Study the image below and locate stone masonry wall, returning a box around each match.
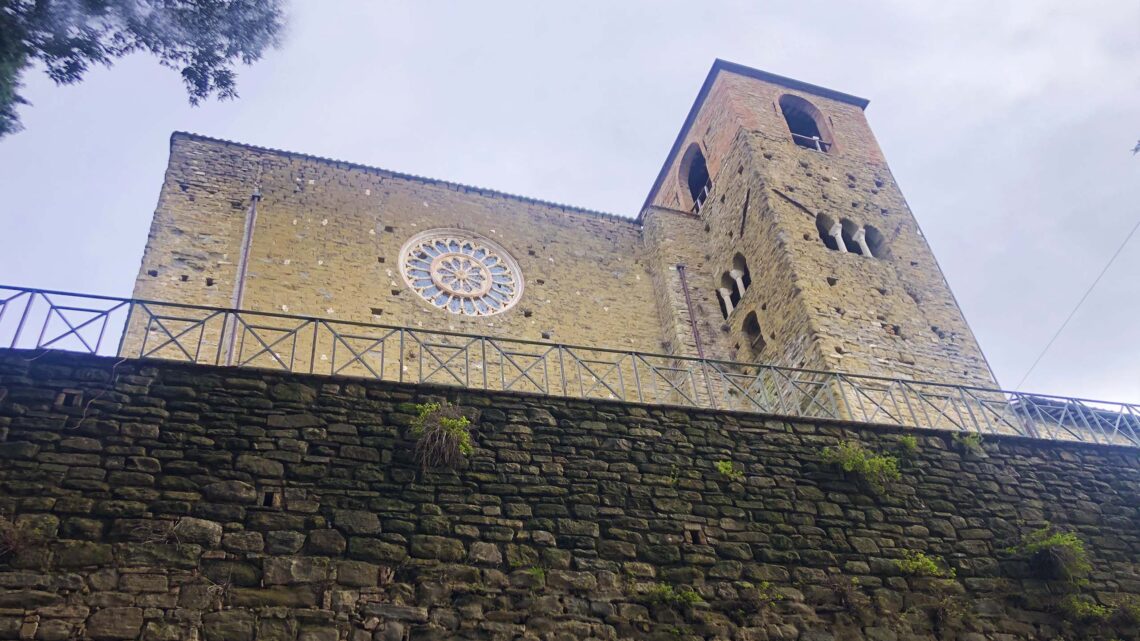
[1,350,1139,641]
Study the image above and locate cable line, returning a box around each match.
[1015,214,1140,389]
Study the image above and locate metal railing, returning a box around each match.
[1,284,1137,447]
[791,133,832,153]
[690,179,713,214]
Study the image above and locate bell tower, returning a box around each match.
[641,60,996,387]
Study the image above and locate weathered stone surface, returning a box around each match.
[222,531,265,553]
[468,541,503,565]
[333,510,381,535]
[236,454,284,477]
[86,607,144,640]
[267,413,323,428]
[202,479,258,504]
[203,610,255,641]
[54,541,113,567]
[410,535,465,561]
[336,560,379,587]
[173,517,223,547]
[305,528,347,555]
[361,604,429,623]
[348,538,407,563]
[263,556,332,585]
[0,589,62,608]
[269,382,317,404]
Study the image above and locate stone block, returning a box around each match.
[228,586,319,608]
[267,413,323,428]
[173,517,223,547]
[467,541,502,565]
[333,510,382,535]
[86,607,144,640]
[202,480,258,504]
[347,538,406,563]
[305,528,347,555]
[236,454,284,477]
[265,529,307,553]
[202,610,255,641]
[54,541,114,567]
[263,556,332,585]
[410,535,465,561]
[222,531,264,553]
[336,560,379,587]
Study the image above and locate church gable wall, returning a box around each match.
[132,135,664,353]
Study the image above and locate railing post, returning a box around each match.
[10,291,36,349]
[480,337,488,390]
[398,329,405,384]
[700,360,717,410]
[309,320,319,375]
[631,353,643,403]
[557,346,568,397]
[115,301,135,358]
[214,312,229,365]
[834,373,854,422]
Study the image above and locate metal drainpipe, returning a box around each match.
[225,185,261,365]
[676,264,705,359]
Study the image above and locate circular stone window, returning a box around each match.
[399,229,524,316]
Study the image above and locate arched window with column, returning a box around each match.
[864,225,887,258]
[816,213,841,251]
[840,218,863,255]
[732,254,752,291]
[718,272,737,317]
[779,95,833,153]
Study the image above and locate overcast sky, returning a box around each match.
[1,0,1138,403]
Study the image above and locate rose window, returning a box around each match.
[399,230,524,316]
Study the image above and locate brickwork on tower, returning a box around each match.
[642,62,997,387]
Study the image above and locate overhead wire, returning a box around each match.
[1015,214,1140,389]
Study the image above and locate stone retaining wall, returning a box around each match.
[0,349,1137,641]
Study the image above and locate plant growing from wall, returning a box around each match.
[715,460,744,482]
[897,434,918,456]
[822,574,868,614]
[642,582,704,609]
[0,514,50,565]
[896,550,956,579]
[1058,594,1110,623]
[410,401,474,470]
[0,516,28,561]
[1109,597,1140,628]
[952,431,985,456]
[821,441,900,494]
[1007,525,1091,585]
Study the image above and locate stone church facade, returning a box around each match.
[131,60,995,388]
